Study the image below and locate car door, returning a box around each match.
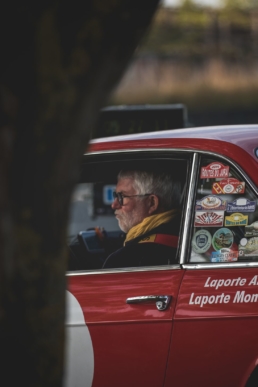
[164,154,258,387]
[66,268,184,387]
[65,152,190,387]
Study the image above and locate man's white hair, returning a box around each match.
[117,170,181,210]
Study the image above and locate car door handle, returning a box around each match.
[126,295,172,311]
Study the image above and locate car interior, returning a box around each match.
[67,153,189,271]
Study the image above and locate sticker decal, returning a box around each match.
[224,213,248,227]
[212,228,234,250]
[192,229,212,253]
[226,198,256,213]
[194,211,224,227]
[189,274,258,308]
[239,238,248,247]
[200,162,229,179]
[245,221,258,237]
[212,178,245,194]
[211,248,238,262]
[196,195,227,211]
[239,237,258,257]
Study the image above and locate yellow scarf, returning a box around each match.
[124,209,179,244]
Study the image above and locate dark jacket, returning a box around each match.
[102,216,180,269]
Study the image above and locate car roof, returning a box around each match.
[90,124,257,153]
[88,124,258,186]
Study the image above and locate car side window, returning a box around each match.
[67,156,188,271]
[190,157,258,263]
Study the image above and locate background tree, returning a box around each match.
[221,0,257,10]
[0,1,160,385]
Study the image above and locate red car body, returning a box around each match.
[65,125,258,387]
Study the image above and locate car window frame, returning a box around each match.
[183,150,258,270]
[67,148,194,275]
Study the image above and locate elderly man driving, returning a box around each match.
[103,170,181,268]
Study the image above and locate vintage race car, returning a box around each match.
[65,124,258,387]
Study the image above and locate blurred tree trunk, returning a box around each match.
[0,1,160,385]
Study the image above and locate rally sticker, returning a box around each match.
[226,198,256,213]
[194,211,224,227]
[192,229,212,253]
[200,162,229,179]
[212,228,234,251]
[196,195,227,211]
[224,213,248,227]
[211,248,238,262]
[239,237,258,257]
[212,178,245,194]
[245,221,258,237]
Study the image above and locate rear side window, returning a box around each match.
[190,157,258,263]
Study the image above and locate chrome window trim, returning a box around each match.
[67,147,258,275]
[179,152,199,264]
[66,264,181,276]
[183,262,258,270]
[84,148,195,157]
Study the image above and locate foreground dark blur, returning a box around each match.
[0,1,160,386]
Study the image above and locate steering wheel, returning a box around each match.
[76,227,107,270]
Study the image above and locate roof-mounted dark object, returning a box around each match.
[93,104,188,138]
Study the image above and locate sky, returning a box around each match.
[162,0,221,7]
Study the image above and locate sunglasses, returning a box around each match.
[113,192,151,206]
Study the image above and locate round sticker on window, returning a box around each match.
[223,184,234,193]
[192,229,212,253]
[212,228,234,251]
[240,238,248,247]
